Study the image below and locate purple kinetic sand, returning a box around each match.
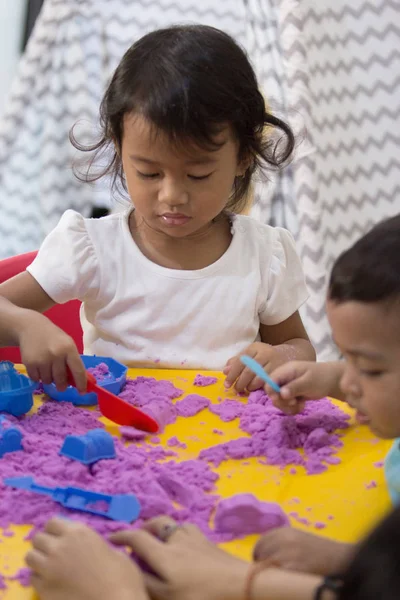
[209,399,245,422]
[119,377,183,429]
[200,390,350,474]
[194,375,218,387]
[0,397,225,543]
[175,394,210,417]
[88,363,111,381]
[214,494,289,537]
[0,573,6,590]
[119,427,147,441]
[0,375,352,555]
[167,437,187,449]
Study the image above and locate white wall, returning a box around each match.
[0,0,26,115]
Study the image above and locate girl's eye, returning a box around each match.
[137,171,159,179]
[359,369,384,378]
[188,173,213,181]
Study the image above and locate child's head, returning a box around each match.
[327,215,400,438]
[74,25,294,234]
[339,506,400,600]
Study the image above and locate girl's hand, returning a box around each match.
[223,342,286,393]
[265,361,345,415]
[16,310,87,393]
[110,517,249,600]
[26,518,146,600]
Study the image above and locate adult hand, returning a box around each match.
[110,516,249,600]
[26,518,147,600]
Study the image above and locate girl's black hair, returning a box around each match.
[329,214,400,306]
[71,24,295,212]
[339,506,400,600]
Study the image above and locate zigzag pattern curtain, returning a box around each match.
[276,0,400,359]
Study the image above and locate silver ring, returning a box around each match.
[159,523,181,543]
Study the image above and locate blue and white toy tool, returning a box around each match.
[4,476,141,523]
[240,355,281,393]
[0,361,35,416]
[0,416,23,458]
[60,429,116,465]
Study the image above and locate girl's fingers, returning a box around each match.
[51,357,68,391]
[37,363,53,385]
[66,352,87,393]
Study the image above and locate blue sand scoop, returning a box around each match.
[4,476,140,523]
[240,355,281,393]
[60,429,116,465]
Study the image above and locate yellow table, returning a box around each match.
[0,369,392,599]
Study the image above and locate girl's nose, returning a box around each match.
[158,177,188,207]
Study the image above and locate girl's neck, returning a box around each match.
[129,211,232,270]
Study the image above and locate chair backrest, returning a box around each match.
[0,251,83,362]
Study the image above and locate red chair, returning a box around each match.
[0,251,83,362]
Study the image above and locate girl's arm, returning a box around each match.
[224,312,316,392]
[0,271,55,313]
[259,311,316,362]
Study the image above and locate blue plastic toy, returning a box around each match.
[60,429,116,465]
[43,355,128,406]
[240,355,281,393]
[4,476,141,523]
[0,361,35,416]
[0,416,23,457]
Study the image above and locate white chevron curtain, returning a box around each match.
[0,0,399,359]
[274,0,400,359]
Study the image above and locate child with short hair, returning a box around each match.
[0,25,314,393]
[256,213,400,575]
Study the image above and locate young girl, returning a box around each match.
[0,25,314,392]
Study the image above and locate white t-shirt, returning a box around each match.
[27,209,308,370]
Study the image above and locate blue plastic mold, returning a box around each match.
[43,355,128,406]
[0,416,23,457]
[0,361,35,417]
[60,428,116,465]
[4,476,141,523]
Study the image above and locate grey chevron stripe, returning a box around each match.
[312,104,400,133]
[318,158,400,187]
[299,245,324,264]
[304,0,400,23]
[311,74,400,104]
[309,48,400,78]
[318,132,400,160]
[321,185,400,215]
[306,23,400,50]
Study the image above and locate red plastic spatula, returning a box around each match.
[68,370,159,433]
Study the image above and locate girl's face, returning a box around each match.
[120,115,247,237]
[327,299,400,439]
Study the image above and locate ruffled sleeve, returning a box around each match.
[258,227,309,325]
[27,210,99,304]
